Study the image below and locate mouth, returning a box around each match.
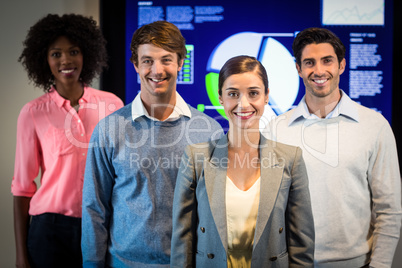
[312,78,329,85]
[149,77,168,83]
[59,68,76,74]
[234,111,255,119]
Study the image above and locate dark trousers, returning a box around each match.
[27,213,82,268]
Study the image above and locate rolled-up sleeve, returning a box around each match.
[12,104,40,197]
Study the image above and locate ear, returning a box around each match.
[177,59,184,72]
[265,88,269,104]
[339,58,346,75]
[219,95,223,105]
[296,63,302,78]
[133,63,139,74]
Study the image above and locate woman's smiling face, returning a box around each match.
[219,70,268,131]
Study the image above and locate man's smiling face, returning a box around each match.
[134,43,183,102]
[296,42,345,99]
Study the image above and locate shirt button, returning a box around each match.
[81,133,84,136]
[82,153,85,156]
[207,253,214,259]
[78,119,81,123]
[270,256,277,261]
[200,227,205,233]
[279,227,283,233]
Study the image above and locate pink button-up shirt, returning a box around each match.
[12,86,124,217]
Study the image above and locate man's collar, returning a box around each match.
[131,92,192,121]
[288,90,359,126]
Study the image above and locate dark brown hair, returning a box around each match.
[218,55,269,96]
[292,27,345,67]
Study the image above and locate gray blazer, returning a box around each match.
[171,134,314,267]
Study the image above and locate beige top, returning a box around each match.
[226,176,261,268]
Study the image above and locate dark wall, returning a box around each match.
[393,0,402,172]
[99,0,126,103]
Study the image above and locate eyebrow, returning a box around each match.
[139,54,174,60]
[302,55,335,63]
[224,86,261,91]
[48,45,79,51]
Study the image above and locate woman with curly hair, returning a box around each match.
[12,14,123,268]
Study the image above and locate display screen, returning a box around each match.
[125,0,393,129]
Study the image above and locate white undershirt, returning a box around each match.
[226,176,260,251]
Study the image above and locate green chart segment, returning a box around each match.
[178,45,194,84]
[203,72,227,119]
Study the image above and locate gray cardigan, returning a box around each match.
[171,134,315,267]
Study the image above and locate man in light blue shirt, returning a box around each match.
[81,21,223,267]
[265,27,401,268]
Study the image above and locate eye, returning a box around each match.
[70,49,80,56]
[324,58,333,64]
[50,52,61,58]
[304,60,313,67]
[249,91,259,97]
[228,91,238,97]
[162,58,173,64]
[143,59,152,64]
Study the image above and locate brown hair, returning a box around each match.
[130,21,187,66]
[292,27,345,67]
[218,55,269,96]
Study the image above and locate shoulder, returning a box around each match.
[356,102,387,122]
[94,103,132,132]
[263,109,296,140]
[347,101,392,137]
[19,93,51,115]
[188,106,222,126]
[184,138,220,159]
[263,136,300,156]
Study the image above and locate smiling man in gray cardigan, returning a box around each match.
[265,27,401,268]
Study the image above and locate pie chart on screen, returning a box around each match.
[205,32,299,122]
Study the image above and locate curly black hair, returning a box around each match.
[18,13,108,92]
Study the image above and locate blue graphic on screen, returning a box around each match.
[125,0,394,126]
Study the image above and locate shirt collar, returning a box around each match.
[131,91,192,121]
[49,86,66,108]
[49,86,89,108]
[288,89,359,126]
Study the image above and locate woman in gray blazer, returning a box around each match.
[171,56,314,267]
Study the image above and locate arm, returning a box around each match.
[368,123,402,268]
[12,104,41,268]
[13,196,32,268]
[287,147,315,268]
[171,146,198,268]
[81,122,115,268]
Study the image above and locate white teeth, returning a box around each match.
[61,69,74,74]
[150,78,164,82]
[314,79,327,84]
[236,112,253,117]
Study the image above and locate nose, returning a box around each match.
[60,53,72,65]
[238,94,250,108]
[314,62,326,76]
[151,60,163,74]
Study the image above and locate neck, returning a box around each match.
[141,91,177,121]
[228,127,260,152]
[305,90,341,118]
[54,81,84,107]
